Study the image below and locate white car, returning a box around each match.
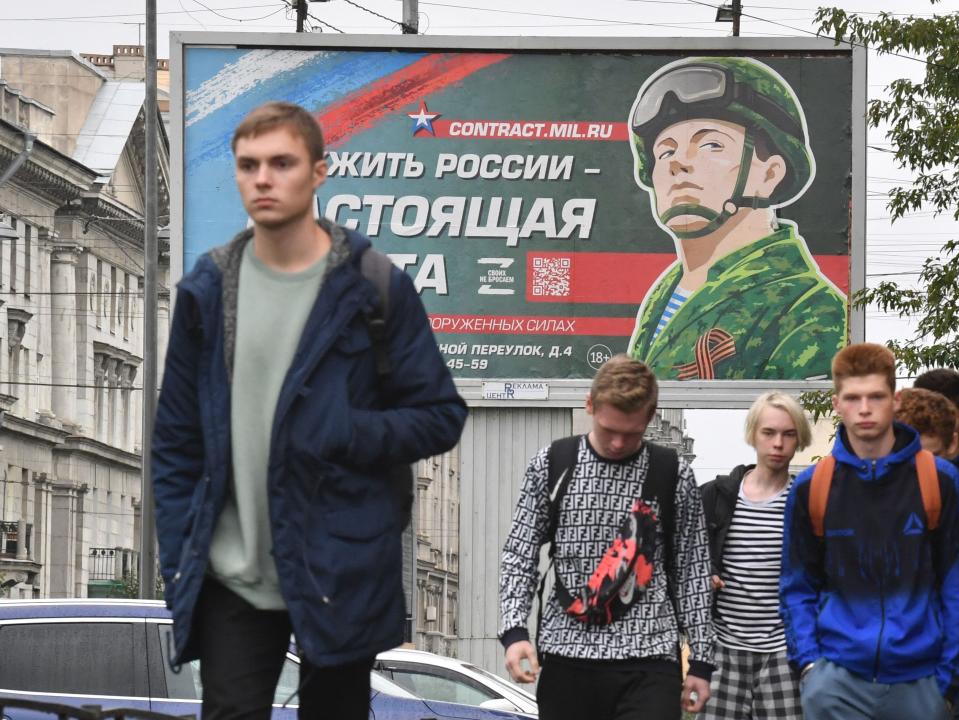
[375,648,538,716]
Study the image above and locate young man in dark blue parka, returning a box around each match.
[152,102,467,720]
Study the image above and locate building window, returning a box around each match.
[102,270,110,327]
[8,218,17,293]
[0,521,31,557]
[7,313,28,399]
[109,266,117,333]
[23,223,31,297]
[0,217,6,287]
[129,276,138,335]
[117,283,125,330]
[95,260,103,327]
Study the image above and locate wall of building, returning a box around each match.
[414,447,460,655]
[0,65,166,600]
[0,53,104,156]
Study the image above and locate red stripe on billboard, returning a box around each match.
[525,252,850,304]
[526,252,673,304]
[815,255,850,295]
[318,53,510,148]
[427,120,629,141]
[429,315,635,336]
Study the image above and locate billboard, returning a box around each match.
[173,36,863,385]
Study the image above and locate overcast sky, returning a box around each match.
[2,0,957,479]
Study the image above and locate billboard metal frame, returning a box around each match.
[169,33,866,408]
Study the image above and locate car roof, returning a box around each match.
[377,648,473,668]
[377,647,538,704]
[0,599,171,621]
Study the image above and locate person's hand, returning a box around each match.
[504,640,540,683]
[682,675,710,714]
[711,575,725,591]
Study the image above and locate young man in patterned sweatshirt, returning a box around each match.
[700,392,811,719]
[498,355,715,720]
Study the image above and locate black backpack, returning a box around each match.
[360,248,414,530]
[536,436,682,636]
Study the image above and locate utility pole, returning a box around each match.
[296,0,307,32]
[140,0,159,599]
[732,0,742,37]
[403,0,418,33]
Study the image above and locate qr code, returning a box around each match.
[531,257,571,297]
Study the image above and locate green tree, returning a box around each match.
[117,571,164,599]
[802,3,959,419]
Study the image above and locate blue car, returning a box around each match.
[0,600,532,720]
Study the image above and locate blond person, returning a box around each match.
[700,392,810,719]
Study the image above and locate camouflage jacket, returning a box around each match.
[627,225,847,380]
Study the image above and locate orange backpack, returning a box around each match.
[809,449,940,537]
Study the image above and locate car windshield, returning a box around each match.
[371,670,418,699]
[463,663,537,701]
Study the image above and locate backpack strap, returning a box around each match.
[642,443,682,655]
[535,435,581,645]
[545,436,582,555]
[642,443,680,574]
[809,455,836,538]
[916,449,941,531]
[359,249,414,532]
[809,451,940,537]
[359,248,394,380]
[701,475,732,575]
[643,444,680,589]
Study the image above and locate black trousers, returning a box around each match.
[536,654,683,720]
[196,577,375,720]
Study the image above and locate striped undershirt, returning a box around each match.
[714,478,792,653]
[653,287,690,339]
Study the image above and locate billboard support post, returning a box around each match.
[296,0,306,32]
[403,0,418,34]
[139,0,159,600]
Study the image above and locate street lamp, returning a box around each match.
[715,1,742,36]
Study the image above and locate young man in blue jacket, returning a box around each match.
[152,102,467,720]
[781,343,959,720]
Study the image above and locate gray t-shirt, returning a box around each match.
[208,240,327,609]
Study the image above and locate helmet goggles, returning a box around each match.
[631,63,802,140]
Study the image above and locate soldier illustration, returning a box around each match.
[626,57,847,380]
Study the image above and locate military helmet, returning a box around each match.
[630,56,814,206]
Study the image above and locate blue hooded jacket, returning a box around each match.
[781,423,959,700]
[152,222,467,667]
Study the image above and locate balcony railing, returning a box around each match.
[89,547,138,581]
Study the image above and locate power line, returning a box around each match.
[684,0,958,72]
[0,3,280,22]
[0,381,144,390]
[299,2,345,32]
[341,0,407,29]
[184,0,285,21]
[417,0,730,30]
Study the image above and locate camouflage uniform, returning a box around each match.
[627,224,847,380]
